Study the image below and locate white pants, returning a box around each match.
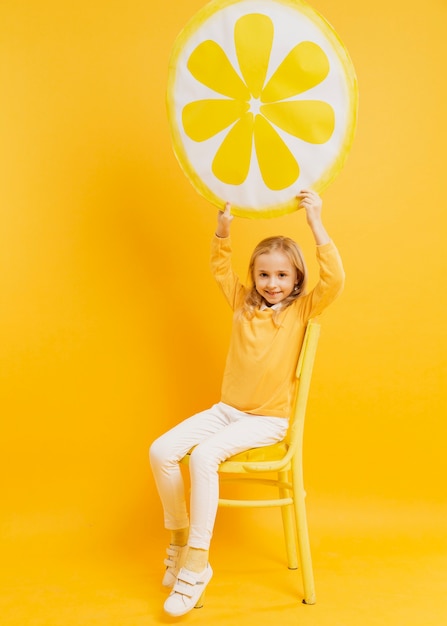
[149,402,288,550]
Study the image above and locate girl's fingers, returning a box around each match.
[223,202,232,217]
[218,202,231,215]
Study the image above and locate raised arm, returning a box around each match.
[297,189,330,245]
[215,202,234,238]
[296,189,345,317]
[211,202,244,309]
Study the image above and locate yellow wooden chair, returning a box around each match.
[182,319,320,605]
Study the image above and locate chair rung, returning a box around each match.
[219,477,292,490]
[219,497,293,507]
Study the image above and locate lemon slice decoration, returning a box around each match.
[167,0,358,218]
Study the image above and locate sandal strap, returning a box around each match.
[163,547,179,567]
[163,546,180,568]
[173,581,194,598]
[172,568,203,598]
[176,568,198,586]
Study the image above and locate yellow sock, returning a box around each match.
[184,547,209,573]
[170,527,188,547]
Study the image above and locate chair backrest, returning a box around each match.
[286,319,321,455]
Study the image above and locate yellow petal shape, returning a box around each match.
[234,14,273,99]
[261,100,335,144]
[212,112,254,185]
[261,41,329,103]
[254,115,299,190]
[183,99,250,142]
[187,40,251,100]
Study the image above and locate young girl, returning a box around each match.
[150,189,344,617]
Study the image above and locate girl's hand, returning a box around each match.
[297,189,323,224]
[216,202,233,238]
[297,189,330,245]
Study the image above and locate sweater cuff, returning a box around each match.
[316,240,334,252]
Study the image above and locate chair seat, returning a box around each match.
[222,441,289,464]
[181,441,288,467]
[218,440,290,474]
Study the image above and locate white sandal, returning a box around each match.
[164,564,213,616]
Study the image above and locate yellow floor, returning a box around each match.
[1,497,446,626]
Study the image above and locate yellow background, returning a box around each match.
[1,1,446,624]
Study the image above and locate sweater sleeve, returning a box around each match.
[298,240,345,320]
[210,235,246,310]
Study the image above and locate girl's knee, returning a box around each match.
[149,433,185,469]
[189,444,220,473]
[149,436,167,466]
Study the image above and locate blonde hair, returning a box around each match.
[241,236,308,323]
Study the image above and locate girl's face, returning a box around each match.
[253,250,297,306]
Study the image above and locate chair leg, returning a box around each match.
[279,471,298,569]
[292,473,316,605]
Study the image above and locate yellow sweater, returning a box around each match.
[211,235,345,418]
